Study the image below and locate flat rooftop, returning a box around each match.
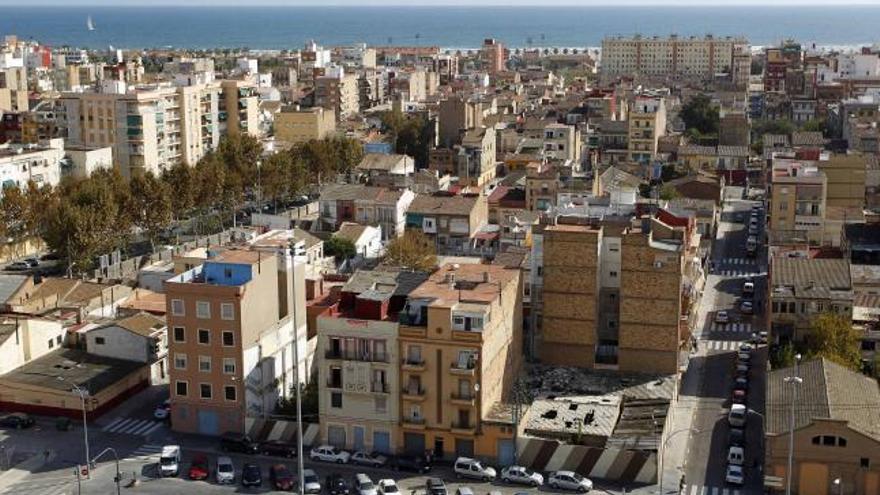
[1,349,144,394]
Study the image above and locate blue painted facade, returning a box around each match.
[203,261,253,286]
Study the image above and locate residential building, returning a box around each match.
[458,126,497,187]
[0,316,65,375]
[316,269,429,453]
[60,81,223,177]
[765,358,880,495]
[480,38,506,75]
[601,35,750,87]
[396,263,522,460]
[355,153,415,179]
[718,109,750,147]
[64,145,113,179]
[274,105,336,144]
[334,222,383,264]
[164,248,308,436]
[768,257,853,344]
[525,162,559,212]
[542,123,582,163]
[0,66,28,112]
[769,158,827,244]
[817,153,867,210]
[318,184,414,239]
[438,96,483,148]
[221,80,260,137]
[0,138,65,187]
[84,312,168,382]
[628,96,667,163]
[315,70,360,119]
[405,194,488,255]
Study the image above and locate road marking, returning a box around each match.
[101,416,126,431]
[104,418,136,433]
[140,422,164,436]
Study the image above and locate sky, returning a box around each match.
[1,0,878,5]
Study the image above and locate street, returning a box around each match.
[681,191,768,495]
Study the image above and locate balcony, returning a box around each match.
[449,361,476,376]
[399,325,427,339]
[401,386,426,402]
[451,330,483,343]
[450,393,476,406]
[324,349,388,364]
[450,421,476,435]
[402,417,426,429]
[401,358,425,372]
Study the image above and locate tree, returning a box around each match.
[162,162,196,219]
[324,236,356,261]
[680,93,720,136]
[0,186,28,243]
[802,118,827,135]
[806,312,862,370]
[128,172,172,250]
[659,184,680,201]
[383,230,437,271]
[753,118,795,137]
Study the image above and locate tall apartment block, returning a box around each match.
[397,263,522,460]
[315,69,360,120]
[274,106,336,145]
[480,38,506,75]
[601,35,750,88]
[316,270,428,454]
[220,80,260,138]
[0,66,28,112]
[628,96,667,164]
[164,248,307,436]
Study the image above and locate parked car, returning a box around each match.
[215,456,235,484]
[5,262,28,271]
[727,446,745,466]
[378,479,399,495]
[153,399,171,420]
[261,440,298,458]
[23,258,39,267]
[310,445,351,464]
[732,388,747,405]
[725,464,744,485]
[220,433,259,454]
[548,471,593,492]
[735,363,749,377]
[728,404,747,427]
[714,310,730,324]
[740,301,754,315]
[390,454,430,473]
[351,450,387,467]
[454,488,474,495]
[326,474,352,495]
[0,413,34,429]
[188,454,209,480]
[270,464,295,491]
[241,463,262,487]
[454,457,497,482]
[734,376,749,391]
[355,473,378,495]
[742,281,755,296]
[426,478,447,495]
[501,466,544,486]
[303,468,322,494]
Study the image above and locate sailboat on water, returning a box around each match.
[86,15,95,31]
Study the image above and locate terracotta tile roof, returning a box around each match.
[113,312,165,337]
[408,194,479,217]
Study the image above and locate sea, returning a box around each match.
[4,5,880,51]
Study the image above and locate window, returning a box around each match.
[224,385,237,402]
[48,338,54,349]
[95,337,106,345]
[198,329,210,345]
[171,299,185,316]
[173,327,185,343]
[223,358,236,375]
[375,396,387,413]
[220,303,234,321]
[610,271,618,278]
[199,383,212,399]
[331,391,343,408]
[222,331,234,347]
[862,458,871,468]
[196,301,210,319]
[175,381,188,396]
[198,356,211,372]
[174,353,187,370]
[56,335,62,345]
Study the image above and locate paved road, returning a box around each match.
[681,195,768,495]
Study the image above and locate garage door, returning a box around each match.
[373,431,391,454]
[197,410,219,436]
[327,426,346,448]
[353,427,365,451]
[404,432,425,455]
[455,438,474,458]
[799,463,828,495]
[497,439,515,466]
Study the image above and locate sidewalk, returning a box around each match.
[0,448,57,487]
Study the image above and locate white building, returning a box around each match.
[0,317,65,375]
[85,313,167,364]
[0,138,65,188]
[65,145,113,179]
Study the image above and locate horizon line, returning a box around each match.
[4,1,880,6]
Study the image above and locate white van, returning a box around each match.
[159,445,181,477]
[728,404,747,428]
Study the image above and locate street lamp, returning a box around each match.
[58,376,90,480]
[658,428,699,495]
[784,353,803,495]
[92,447,121,495]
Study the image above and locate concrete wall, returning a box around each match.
[85,324,151,363]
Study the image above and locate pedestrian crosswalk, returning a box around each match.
[125,444,164,463]
[721,258,757,266]
[684,485,743,495]
[704,340,746,351]
[0,474,72,495]
[101,417,164,437]
[708,322,755,334]
[717,269,765,278]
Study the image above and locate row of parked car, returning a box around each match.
[724,343,754,486]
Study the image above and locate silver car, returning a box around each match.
[501,466,544,486]
[548,471,593,492]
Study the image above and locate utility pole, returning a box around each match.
[784,354,803,495]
